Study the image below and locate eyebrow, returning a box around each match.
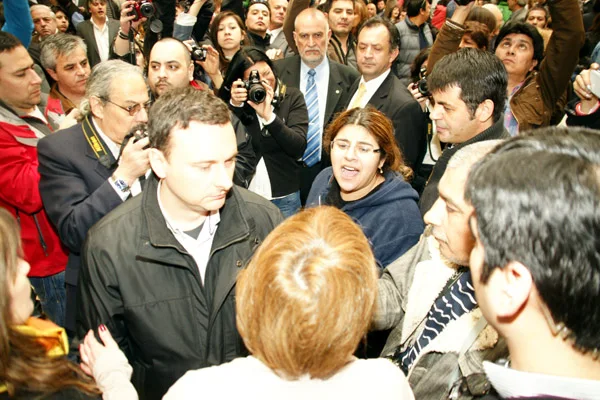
[439,192,463,212]
[193,152,239,165]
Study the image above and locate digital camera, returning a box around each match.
[416,65,430,97]
[129,0,155,21]
[244,70,266,104]
[191,45,207,62]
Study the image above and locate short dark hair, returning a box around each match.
[463,21,491,50]
[0,31,23,55]
[323,0,355,14]
[465,6,497,35]
[526,5,549,25]
[428,47,507,123]
[148,87,231,158]
[494,21,545,65]
[219,46,278,104]
[406,0,430,18]
[465,127,600,353]
[356,16,400,52]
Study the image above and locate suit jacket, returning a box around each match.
[76,18,120,67]
[275,56,359,137]
[345,72,427,170]
[38,120,124,330]
[269,30,294,57]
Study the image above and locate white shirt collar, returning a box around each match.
[91,16,109,31]
[360,68,390,95]
[91,116,121,160]
[484,361,600,400]
[268,26,283,44]
[300,56,329,78]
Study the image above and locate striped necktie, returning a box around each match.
[302,69,321,167]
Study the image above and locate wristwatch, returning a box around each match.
[112,175,131,193]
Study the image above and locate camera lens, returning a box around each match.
[140,2,155,17]
[248,85,266,104]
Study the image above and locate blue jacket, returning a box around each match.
[307,167,424,268]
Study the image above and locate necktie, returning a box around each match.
[302,69,321,167]
[349,82,367,109]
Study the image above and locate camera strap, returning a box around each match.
[81,115,117,170]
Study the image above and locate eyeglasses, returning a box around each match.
[104,98,152,116]
[331,139,382,156]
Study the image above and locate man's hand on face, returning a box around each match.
[114,136,151,185]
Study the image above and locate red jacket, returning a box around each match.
[0,106,67,277]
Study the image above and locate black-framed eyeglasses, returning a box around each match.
[331,139,382,156]
[104,98,152,116]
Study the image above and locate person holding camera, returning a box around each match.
[220,46,308,218]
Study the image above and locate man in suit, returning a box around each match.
[275,8,359,203]
[76,0,120,68]
[346,16,427,171]
[267,0,292,58]
[38,60,150,334]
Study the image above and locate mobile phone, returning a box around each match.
[590,69,600,98]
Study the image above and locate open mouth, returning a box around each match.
[340,166,359,179]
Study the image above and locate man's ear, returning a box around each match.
[529,58,538,72]
[495,261,533,319]
[89,96,105,120]
[188,61,194,82]
[46,68,59,82]
[149,148,167,179]
[476,99,495,123]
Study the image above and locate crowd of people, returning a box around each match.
[0,0,599,398]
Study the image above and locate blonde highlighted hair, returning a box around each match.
[236,206,378,379]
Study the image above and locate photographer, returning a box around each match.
[219,47,308,217]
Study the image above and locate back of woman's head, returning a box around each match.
[325,106,413,180]
[219,46,276,102]
[236,206,378,379]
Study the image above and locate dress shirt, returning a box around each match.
[484,361,600,400]
[347,69,391,109]
[157,181,220,283]
[91,17,110,62]
[299,58,329,131]
[93,117,143,200]
[268,27,283,45]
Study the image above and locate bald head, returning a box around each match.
[148,38,194,97]
[294,8,331,68]
[482,4,503,35]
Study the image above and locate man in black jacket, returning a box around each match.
[345,17,427,172]
[77,87,283,400]
[419,48,509,216]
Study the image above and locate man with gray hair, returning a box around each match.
[38,59,151,334]
[40,33,90,124]
[29,4,59,66]
[372,140,508,399]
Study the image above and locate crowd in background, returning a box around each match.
[0,0,599,399]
